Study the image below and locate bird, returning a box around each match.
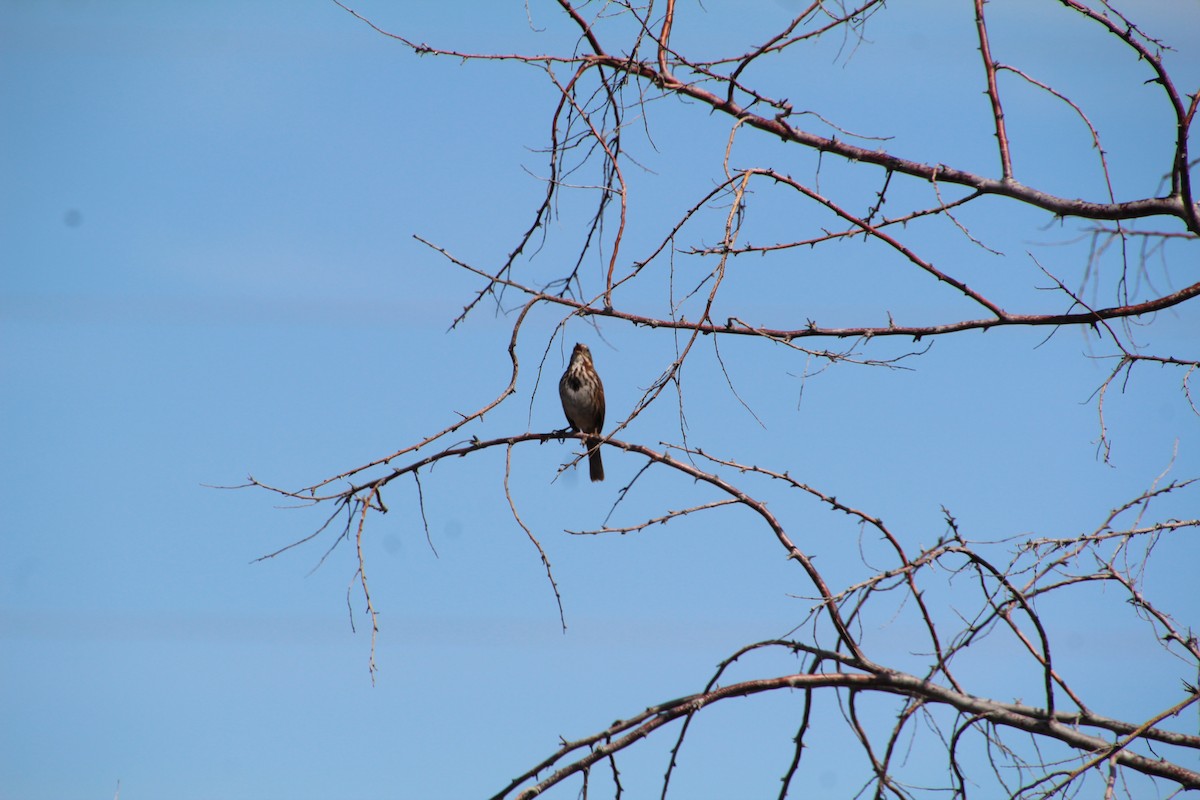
[559,342,606,482]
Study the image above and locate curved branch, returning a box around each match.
[494,669,1200,798]
[581,53,1196,229]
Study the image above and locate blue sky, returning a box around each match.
[2,2,1198,798]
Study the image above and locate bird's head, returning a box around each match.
[571,342,593,365]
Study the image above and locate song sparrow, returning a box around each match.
[559,342,606,482]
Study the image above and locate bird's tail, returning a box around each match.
[587,438,604,482]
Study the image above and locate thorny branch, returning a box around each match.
[245,1,1200,797]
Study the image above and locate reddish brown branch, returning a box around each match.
[582,52,1194,228]
[418,234,1200,342]
[332,1,1199,232]
[974,0,1013,179]
[492,669,1200,798]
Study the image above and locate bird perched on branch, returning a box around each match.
[559,342,606,482]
